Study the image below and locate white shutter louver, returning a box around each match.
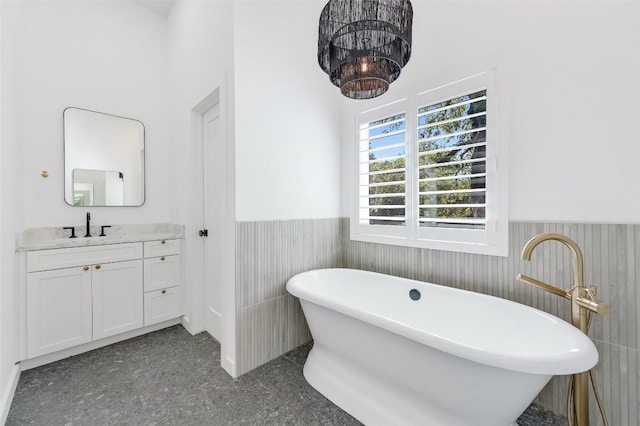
[351,70,506,256]
[416,90,487,229]
[359,112,407,226]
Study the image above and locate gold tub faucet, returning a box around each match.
[516,232,609,426]
[517,232,609,317]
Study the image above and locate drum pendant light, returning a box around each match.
[318,0,413,100]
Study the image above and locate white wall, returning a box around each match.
[12,0,173,227]
[166,0,236,373]
[168,1,234,222]
[167,0,344,374]
[0,2,23,421]
[234,1,343,221]
[1,0,174,417]
[341,1,640,224]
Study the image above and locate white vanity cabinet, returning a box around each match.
[18,224,185,367]
[143,239,181,326]
[26,243,144,359]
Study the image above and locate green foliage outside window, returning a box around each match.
[366,90,487,228]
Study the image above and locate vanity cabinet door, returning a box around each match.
[92,260,143,340]
[27,266,92,358]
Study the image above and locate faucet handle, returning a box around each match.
[595,302,610,316]
[578,286,609,316]
[63,226,77,238]
[516,273,571,300]
[100,225,112,237]
[576,297,610,316]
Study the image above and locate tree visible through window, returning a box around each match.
[353,70,506,256]
[417,90,487,229]
[360,113,407,226]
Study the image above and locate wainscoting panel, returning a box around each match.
[234,218,637,421]
[236,294,312,375]
[236,218,343,307]
[235,218,343,375]
[343,220,639,424]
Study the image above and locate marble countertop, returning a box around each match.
[17,223,185,251]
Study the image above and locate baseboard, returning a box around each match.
[180,315,196,335]
[222,354,237,378]
[0,364,20,425]
[205,306,222,342]
[20,318,181,371]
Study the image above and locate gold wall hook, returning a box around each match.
[41,170,49,178]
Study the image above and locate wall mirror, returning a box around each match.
[64,107,145,206]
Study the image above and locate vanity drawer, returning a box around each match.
[144,255,180,292]
[143,239,180,257]
[27,243,143,272]
[144,287,181,326]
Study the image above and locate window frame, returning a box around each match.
[350,70,508,256]
[356,98,410,240]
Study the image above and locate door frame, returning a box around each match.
[186,83,237,377]
[202,102,222,340]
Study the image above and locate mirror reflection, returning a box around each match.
[64,107,145,206]
[72,169,124,206]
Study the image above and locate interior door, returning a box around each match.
[202,103,223,341]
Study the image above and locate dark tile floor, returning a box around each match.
[7,325,566,425]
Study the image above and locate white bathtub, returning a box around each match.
[286,268,598,426]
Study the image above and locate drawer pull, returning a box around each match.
[95,265,101,270]
[161,289,167,295]
[83,266,89,271]
[160,256,165,261]
[161,240,166,244]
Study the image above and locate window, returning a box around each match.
[359,111,407,227]
[352,71,508,256]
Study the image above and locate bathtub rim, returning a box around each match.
[286,268,598,376]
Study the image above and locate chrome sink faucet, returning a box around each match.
[516,232,609,426]
[85,212,91,237]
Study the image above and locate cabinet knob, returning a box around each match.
[161,289,167,295]
[161,240,166,244]
[83,266,89,271]
[95,265,101,270]
[160,256,165,261]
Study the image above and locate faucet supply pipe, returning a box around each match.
[566,308,609,426]
[517,232,609,426]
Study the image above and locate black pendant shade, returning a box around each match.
[318,0,413,100]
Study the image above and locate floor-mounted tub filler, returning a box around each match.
[286,268,598,426]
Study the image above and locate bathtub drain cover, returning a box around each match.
[409,289,421,301]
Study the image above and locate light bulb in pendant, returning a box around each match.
[360,57,369,73]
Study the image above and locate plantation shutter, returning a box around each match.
[352,71,506,256]
[416,90,487,229]
[358,111,407,227]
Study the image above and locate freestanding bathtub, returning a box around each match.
[286,268,598,426]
